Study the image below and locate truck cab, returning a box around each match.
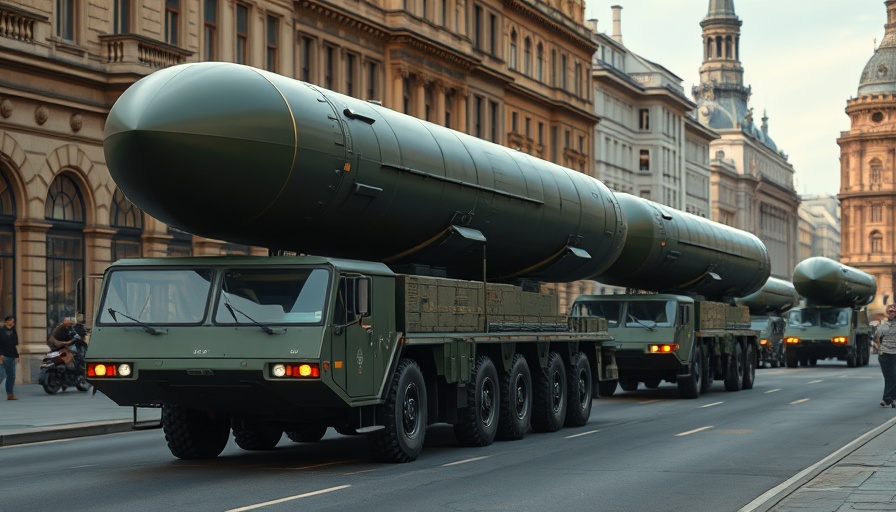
[751,315,786,368]
[783,306,872,368]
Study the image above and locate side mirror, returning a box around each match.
[347,276,371,318]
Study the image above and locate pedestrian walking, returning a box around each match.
[0,315,19,400]
[872,304,896,408]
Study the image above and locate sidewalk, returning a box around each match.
[0,383,160,447]
[1,383,894,511]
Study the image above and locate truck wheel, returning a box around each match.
[368,358,427,463]
[724,342,744,392]
[454,355,500,447]
[162,405,230,459]
[596,379,618,397]
[497,354,532,440]
[532,352,567,433]
[565,352,592,427]
[286,425,328,442]
[786,350,798,368]
[678,342,702,399]
[233,425,282,450]
[700,343,713,394]
[619,377,639,392]
[847,349,857,368]
[742,343,756,390]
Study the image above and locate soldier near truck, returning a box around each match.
[86,62,771,462]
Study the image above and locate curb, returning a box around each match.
[0,420,136,447]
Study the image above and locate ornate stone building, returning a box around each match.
[839,0,896,315]
[0,0,597,382]
[797,195,841,261]
[691,0,800,280]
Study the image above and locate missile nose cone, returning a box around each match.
[104,63,296,233]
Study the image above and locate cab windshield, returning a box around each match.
[98,269,214,325]
[788,308,850,329]
[216,268,330,325]
[570,301,622,328]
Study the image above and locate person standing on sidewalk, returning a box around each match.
[0,315,19,400]
[872,304,896,407]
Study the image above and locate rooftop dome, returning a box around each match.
[858,1,896,95]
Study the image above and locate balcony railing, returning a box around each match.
[98,33,192,69]
[0,3,47,43]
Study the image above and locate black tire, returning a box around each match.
[847,348,857,368]
[454,355,500,447]
[799,354,809,367]
[497,354,532,440]
[700,342,713,394]
[76,375,91,392]
[742,343,756,390]
[162,405,230,459]
[678,342,702,399]
[565,352,592,427]
[286,425,328,442]
[531,352,567,433]
[233,425,282,450]
[786,349,798,368]
[596,379,618,397]
[42,371,61,395]
[334,424,359,436]
[809,357,817,367]
[724,341,744,392]
[619,377,639,392]
[643,378,661,389]
[368,358,427,463]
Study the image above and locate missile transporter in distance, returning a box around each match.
[735,277,800,368]
[783,257,876,368]
[86,62,768,461]
[569,193,770,399]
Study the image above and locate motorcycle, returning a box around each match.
[38,323,91,394]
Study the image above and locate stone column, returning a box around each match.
[14,218,51,383]
[436,81,447,126]
[415,76,426,119]
[457,87,468,133]
[391,66,405,113]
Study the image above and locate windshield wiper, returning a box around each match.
[224,303,275,335]
[107,308,164,335]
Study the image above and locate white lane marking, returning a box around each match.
[225,485,351,511]
[566,429,601,439]
[675,426,714,437]
[700,401,724,408]
[791,398,810,405]
[808,380,823,384]
[765,389,781,393]
[442,455,492,467]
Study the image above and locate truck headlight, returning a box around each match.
[785,337,801,345]
[649,344,679,353]
[269,363,320,379]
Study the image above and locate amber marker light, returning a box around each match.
[269,363,321,379]
[831,336,848,344]
[785,337,801,344]
[759,339,769,346]
[649,344,678,353]
[87,363,131,378]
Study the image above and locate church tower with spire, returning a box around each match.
[838,0,896,317]
[692,0,800,280]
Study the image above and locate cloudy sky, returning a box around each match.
[584,0,886,197]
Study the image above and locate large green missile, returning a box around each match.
[104,62,626,283]
[792,256,876,307]
[594,193,771,299]
[735,277,799,314]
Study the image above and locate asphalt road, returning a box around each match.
[2,359,892,512]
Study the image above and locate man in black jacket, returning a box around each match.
[0,315,19,400]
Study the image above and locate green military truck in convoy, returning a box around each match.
[784,257,876,368]
[86,62,770,462]
[735,277,800,368]
[569,193,770,399]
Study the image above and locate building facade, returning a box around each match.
[838,0,896,315]
[0,0,597,382]
[797,195,841,262]
[691,0,800,280]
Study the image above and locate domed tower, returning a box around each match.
[692,0,799,281]
[838,0,896,317]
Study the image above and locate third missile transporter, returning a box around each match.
[784,257,876,368]
[570,193,769,399]
[87,62,771,462]
[735,277,800,368]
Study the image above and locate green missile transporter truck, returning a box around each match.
[735,277,800,368]
[783,257,876,368]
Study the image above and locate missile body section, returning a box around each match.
[104,62,626,283]
[594,193,771,301]
[735,277,800,315]
[792,257,876,307]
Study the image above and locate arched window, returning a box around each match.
[509,30,517,70]
[0,168,16,319]
[536,42,544,81]
[45,173,85,337]
[111,188,144,261]
[524,37,532,75]
[871,158,883,184]
[706,38,712,59]
[725,36,732,59]
[715,37,722,59]
[870,230,884,254]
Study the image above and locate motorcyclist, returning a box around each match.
[47,317,85,367]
